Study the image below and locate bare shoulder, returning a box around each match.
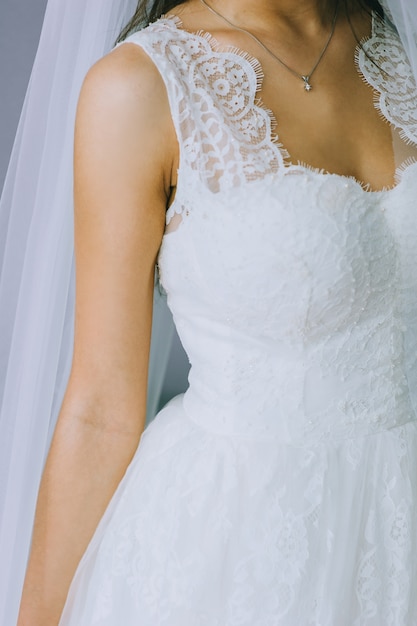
[76,40,176,186]
[81,41,169,110]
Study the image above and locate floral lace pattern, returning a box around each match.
[356,16,417,146]
[139,16,285,210]
[59,16,417,626]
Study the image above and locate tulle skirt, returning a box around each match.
[59,394,417,626]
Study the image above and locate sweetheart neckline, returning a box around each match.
[160,159,417,244]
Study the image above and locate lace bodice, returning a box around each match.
[118,15,417,445]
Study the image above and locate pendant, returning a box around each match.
[302,76,312,92]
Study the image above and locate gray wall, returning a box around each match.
[0,0,189,406]
[0,0,48,189]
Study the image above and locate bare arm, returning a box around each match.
[17,43,176,626]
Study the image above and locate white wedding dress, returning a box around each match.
[59,14,417,626]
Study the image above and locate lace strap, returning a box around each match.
[356,15,417,146]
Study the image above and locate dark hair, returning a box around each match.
[117,1,185,42]
[116,0,386,44]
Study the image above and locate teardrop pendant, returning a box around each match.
[302,76,312,91]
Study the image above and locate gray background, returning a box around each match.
[0,0,48,190]
[0,0,189,406]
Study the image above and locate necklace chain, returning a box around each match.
[199,0,340,91]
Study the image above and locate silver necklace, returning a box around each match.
[199,0,340,91]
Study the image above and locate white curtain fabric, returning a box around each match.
[0,0,415,625]
[0,1,174,624]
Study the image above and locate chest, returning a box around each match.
[259,56,398,189]
[163,16,417,195]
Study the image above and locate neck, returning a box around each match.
[206,0,341,30]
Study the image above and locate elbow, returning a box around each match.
[57,377,147,440]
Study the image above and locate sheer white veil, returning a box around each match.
[0,0,415,624]
[381,0,417,81]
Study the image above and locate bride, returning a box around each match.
[1,0,416,624]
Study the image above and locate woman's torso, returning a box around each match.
[118,11,417,445]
